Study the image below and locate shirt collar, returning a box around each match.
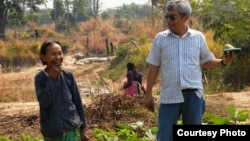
[42,69,49,77]
[166,27,194,37]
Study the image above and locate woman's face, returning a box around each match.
[41,43,64,68]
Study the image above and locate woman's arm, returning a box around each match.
[123,71,133,89]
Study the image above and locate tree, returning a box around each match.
[50,0,65,31]
[0,0,44,40]
[37,9,54,25]
[72,0,88,22]
[87,0,99,18]
[191,0,250,90]
[50,0,88,32]
[151,0,159,5]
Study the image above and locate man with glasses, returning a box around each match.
[143,0,235,141]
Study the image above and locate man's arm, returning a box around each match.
[144,64,159,105]
[202,53,235,69]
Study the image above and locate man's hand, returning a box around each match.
[143,95,155,112]
[223,51,235,65]
[147,101,155,112]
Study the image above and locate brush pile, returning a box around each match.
[0,93,158,140]
[85,93,157,130]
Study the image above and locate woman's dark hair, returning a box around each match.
[127,62,142,84]
[40,40,62,65]
[127,62,135,71]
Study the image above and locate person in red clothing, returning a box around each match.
[122,62,144,95]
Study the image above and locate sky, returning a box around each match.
[99,0,150,10]
[40,0,150,10]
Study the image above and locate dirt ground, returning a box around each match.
[0,56,249,141]
[0,92,249,141]
[205,92,250,115]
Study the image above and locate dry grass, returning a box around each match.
[0,58,111,103]
[79,17,128,53]
[0,67,40,102]
[86,94,157,130]
[130,18,163,40]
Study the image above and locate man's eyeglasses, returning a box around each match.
[164,14,178,21]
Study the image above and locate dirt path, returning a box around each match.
[205,92,250,117]
[1,92,249,117]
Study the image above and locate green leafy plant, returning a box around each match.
[0,136,14,141]
[94,121,157,141]
[0,136,41,141]
[226,105,250,124]
[21,135,41,141]
[204,112,232,125]
[204,105,250,125]
[143,127,157,140]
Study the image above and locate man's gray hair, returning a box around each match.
[165,0,192,16]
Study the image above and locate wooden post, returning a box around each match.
[86,37,89,56]
[105,38,109,55]
[110,42,114,54]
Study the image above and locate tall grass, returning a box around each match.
[204,30,224,58]
[0,70,37,102]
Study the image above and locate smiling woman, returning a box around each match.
[34,40,89,141]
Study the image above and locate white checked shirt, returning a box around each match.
[146,28,215,104]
